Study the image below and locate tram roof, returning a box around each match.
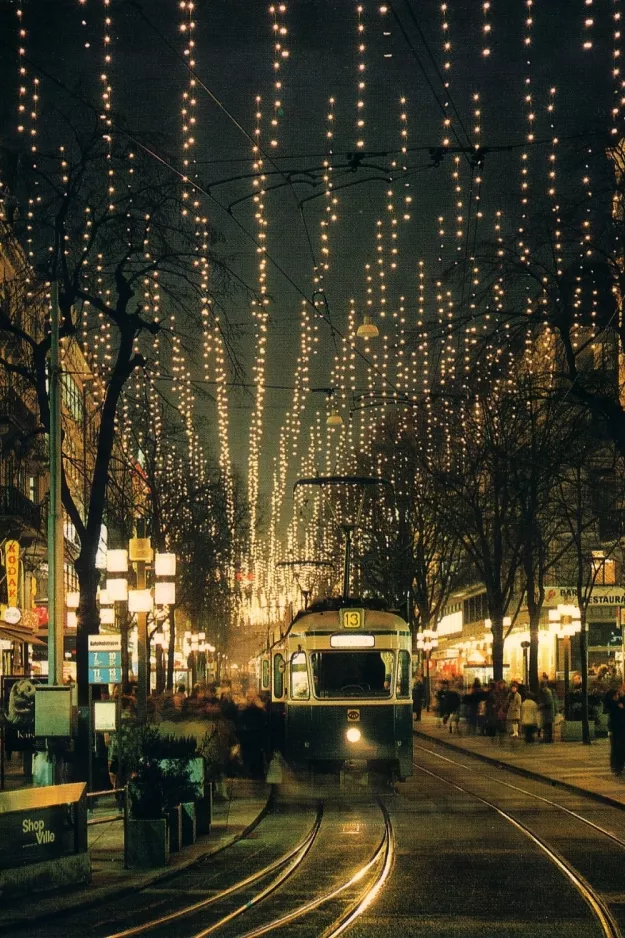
[288,598,408,634]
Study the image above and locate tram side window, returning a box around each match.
[262,658,270,691]
[290,652,310,699]
[273,654,285,698]
[396,650,410,698]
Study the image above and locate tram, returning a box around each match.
[266,598,413,781]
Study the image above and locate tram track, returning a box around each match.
[412,747,623,938]
[104,797,393,938]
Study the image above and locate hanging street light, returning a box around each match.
[356,314,379,339]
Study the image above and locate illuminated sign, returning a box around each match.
[330,634,375,648]
[341,609,362,630]
[5,541,20,608]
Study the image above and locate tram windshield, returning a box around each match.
[310,651,394,698]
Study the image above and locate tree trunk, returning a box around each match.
[580,616,591,745]
[75,558,101,784]
[491,616,504,682]
[167,606,176,691]
[528,609,540,695]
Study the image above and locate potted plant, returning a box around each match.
[125,728,199,867]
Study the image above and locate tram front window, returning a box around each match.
[311,651,393,698]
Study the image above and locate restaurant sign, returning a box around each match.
[545,586,625,606]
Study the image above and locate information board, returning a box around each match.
[88,635,122,684]
[34,686,72,737]
[88,666,122,685]
[93,700,117,731]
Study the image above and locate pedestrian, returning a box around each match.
[412,677,425,722]
[604,683,625,775]
[466,679,485,735]
[173,683,187,710]
[445,685,461,733]
[238,691,267,778]
[492,679,509,741]
[484,680,499,737]
[435,681,449,726]
[520,692,538,743]
[538,680,556,743]
[505,682,522,739]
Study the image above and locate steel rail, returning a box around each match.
[415,742,625,850]
[413,758,622,938]
[189,807,324,938]
[230,799,393,938]
[104,805,323,938]
[320,799,394,938]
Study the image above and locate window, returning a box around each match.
[310,651,394,698]
[62,373,84,423]
[592,552,616,585]
[273,653,284,698]
[261,658,270,690]
[396,650,411,698]
[290,651,310,699]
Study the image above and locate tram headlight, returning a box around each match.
[346,727,361,743]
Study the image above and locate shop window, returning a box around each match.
[262,658,270,690]
[290,651,309,699]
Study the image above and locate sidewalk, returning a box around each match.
[414,712,625,810]
[0,779,270,934]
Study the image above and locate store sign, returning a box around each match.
[545,586,625,607]
[5,540,20,607]
[0,802,77,870]
[3,607,22,625]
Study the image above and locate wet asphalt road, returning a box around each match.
[14,743,625,938]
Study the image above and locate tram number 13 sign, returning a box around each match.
[341,609,362,630]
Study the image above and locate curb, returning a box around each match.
[0,787,272,935]
[413,729,625,813]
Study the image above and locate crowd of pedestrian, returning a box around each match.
[418,675,559,743]
[106,680,269,795]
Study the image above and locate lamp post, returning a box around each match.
[416,628,438,711]
[521,640,531,688]
[549,604,581,721]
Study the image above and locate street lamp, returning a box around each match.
[549,604,581,720]
[416,627,438,711]
[356,314,379,339]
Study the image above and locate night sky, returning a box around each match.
[0,0,616,521]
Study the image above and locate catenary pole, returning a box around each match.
[48,281,64,686]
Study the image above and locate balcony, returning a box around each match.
[0,485,42,538]
[0,387,37,430]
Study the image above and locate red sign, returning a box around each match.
[34,607,49,627]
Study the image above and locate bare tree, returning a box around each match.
[0,120,235,776]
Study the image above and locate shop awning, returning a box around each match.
[0,624,46,646]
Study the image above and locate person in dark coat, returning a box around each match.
[412,678,425,721]
[444,686,461,732]
[238,692,268,779]
[605,684,625,775]
[538,681,556,743]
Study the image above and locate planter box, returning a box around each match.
[561,720,596,742]
[168,804,182,853]
[126,818,169,869]
[181,802,196,846]
[196,788,212,836]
